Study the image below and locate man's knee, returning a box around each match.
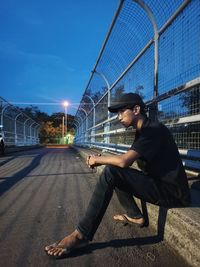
[103,165,120,176]
[99,165,122,186]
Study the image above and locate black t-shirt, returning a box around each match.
[131,118,190,205]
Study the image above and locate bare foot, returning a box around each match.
[113,214,145,225]
[45,230,88,257]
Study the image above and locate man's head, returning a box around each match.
[108,93,146,128]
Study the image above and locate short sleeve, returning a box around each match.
[130,126,161,162]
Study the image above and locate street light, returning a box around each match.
[62,101,69,143]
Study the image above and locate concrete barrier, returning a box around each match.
[74,146,200,267]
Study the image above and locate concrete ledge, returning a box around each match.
[135,198,200,267]
[73,146,200,267]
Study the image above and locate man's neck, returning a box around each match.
[135,115,145,131]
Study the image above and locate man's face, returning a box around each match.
[117,108,135,128]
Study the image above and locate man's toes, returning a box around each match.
[45,245,52,251]
[47,248,56,255]
[58,249,64,256]
[45,246,55,253]
[53,248,63,256]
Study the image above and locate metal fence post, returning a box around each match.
[84,94,96,144]
[133,0,159,121]
[14,112,22,145]
[24,118,31,145]
[29,122,36,145]
[1,104,10,127]
[79,107,88,145]
[93,70,111,144]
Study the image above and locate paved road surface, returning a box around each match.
[0,147,190,267]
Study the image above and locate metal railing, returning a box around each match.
[74,0,200,172]
[0,96,40,146]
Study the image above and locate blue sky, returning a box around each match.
[0,0,119,115]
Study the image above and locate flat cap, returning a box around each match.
[108,93,145,113]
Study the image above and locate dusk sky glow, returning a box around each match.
[0,0,119,115]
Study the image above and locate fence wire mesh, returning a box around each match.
[0,97,40,146]
[74,0,200,171]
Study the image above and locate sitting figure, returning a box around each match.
[45,93,191,259]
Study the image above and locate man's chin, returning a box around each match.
[122,123,129,128]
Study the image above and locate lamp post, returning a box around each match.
[62,115,65,143]
[63,101,69,144]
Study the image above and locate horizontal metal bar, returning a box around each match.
[147,77,200,105]
[179,149,200,158]
[89,144,128,153]
[182,159,200,170]
[84,39,154,115]
[77,0,192,119]
[185,169,200,177]
[87,115,118,131]
[76,142,199,171]
[164,114,200,126]
[80,78,200,133]
[88,128,129,137]
[85,142,200,157]
[159,0,191,35]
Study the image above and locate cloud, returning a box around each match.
[0,40,75,72]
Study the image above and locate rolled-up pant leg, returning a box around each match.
[115,188,143,218]
[77,165,162,241]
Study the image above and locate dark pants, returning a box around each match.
[77,165,182,241]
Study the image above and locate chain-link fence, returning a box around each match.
[0,97,40,146]
[74,0,200,172]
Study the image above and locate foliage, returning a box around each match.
[40,121,59,143]
[112,84,125,102]
[19,106,75,144]
[180,88,200,115]
[135,85,144,99]
[19,105,49,123]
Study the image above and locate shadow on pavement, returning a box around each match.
[0,151,48,197]
[57,207,168,260]
[25,171,94,178]
[0,155,16,167]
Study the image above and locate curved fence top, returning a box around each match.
[75,0,199,117]
[0,96,40,128]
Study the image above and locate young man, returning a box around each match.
[45,93,191,258]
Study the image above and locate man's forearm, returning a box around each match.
[89,155,126,168]
[87,149,139,169]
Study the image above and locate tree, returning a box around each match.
[135,85,144,100]
[40,121,59,144]
[49,112,63,127]
[112,84,125,102]
[180,88,200,115]
[19,106,75,144]
[19,105,49,123]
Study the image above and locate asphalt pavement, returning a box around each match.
[0,147,191,267]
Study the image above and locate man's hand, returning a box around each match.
[86,154,101,169]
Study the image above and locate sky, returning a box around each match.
[0,0,119,115]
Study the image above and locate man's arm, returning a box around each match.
[87,149,140,169]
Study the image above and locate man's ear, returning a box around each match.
[133,105,141,115]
